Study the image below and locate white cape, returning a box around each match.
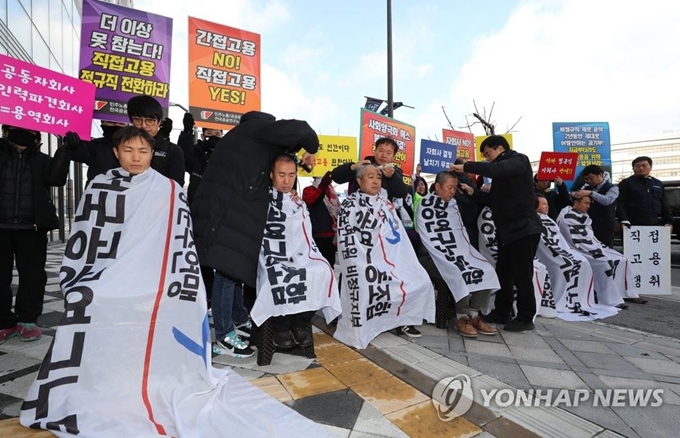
[417,193,499,302]
[20,169,331,438]
[537,213,618,320]
[557,206,636,306]
[252,188,342,326]
[335,192,435,349]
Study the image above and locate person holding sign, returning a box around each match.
[0,125,78,343]
[251,155,341,350]
[573,165,619,248]
[331,137,409,201]
[451,135,542,332]
[334,164,435,348]
[416,171,499,338]
[557,196,637,308]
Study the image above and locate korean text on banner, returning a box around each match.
[442,129,475,161]
[419,139,457,174]
[298,135,357,177]
[79,0,173,123]
[474,133,513,162]
[536,151,579,181]
[188,17,261,130]
[624,226,671,296]
[359,108,415,185]
[553,122,611,185]
[0,54,95,140]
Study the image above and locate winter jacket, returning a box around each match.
[464,149,542,246]
[150,136,185,187]
[331,156,408,201]
[302,184,335,238]
[0,139,71,230]
[617,175,673,225]
[177,131,212,205]
[191,111,319,287]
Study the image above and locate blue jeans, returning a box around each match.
[212,272,249,340]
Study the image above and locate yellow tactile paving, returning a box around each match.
[277,367,347,400]
[312,332,337,348]
[314,341,364,365]
[350,374,430,415]
[0,418,54,437]
[250,376,293,402]
[386,400,482,438]
[324,357,394,387]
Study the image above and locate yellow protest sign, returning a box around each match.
[474,133,513,161]
[298,135,358,177]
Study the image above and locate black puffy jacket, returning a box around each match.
[191,111,319,287]
[0,139,71,230]
[465,149,542,245]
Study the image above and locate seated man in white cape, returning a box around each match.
[19,127,331,438]
[251,154,341,349]
[536,195,618,320]
[557,195,637,309]
[477,205,557,319]
[335,164,435,349]
[417,171,499,338]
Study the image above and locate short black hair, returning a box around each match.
[479,135,509,153]
[535,193,546,209]
[632,156,652,167]
[375,137,399,154]
[581,165,604,177]
[272,153,296,171]
[127,95,163,121]
[112,126,155,149]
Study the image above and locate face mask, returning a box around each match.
[204,136,220,149]
[102,125,123,141]
[7,129,38,147]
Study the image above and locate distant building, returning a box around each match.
[611,133,680,182]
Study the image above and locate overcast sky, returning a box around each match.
[136,0,680,161]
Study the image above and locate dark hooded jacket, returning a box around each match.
[191,111,319,287]
[0,138,71,230]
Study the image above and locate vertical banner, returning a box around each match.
[419,139,457,174]
[624,226,671,296]
[298,135,357,177]
[442,129,475,161]
[552,122,611,187]
[79,0,173,123]
[536,151,579,181]
[359,108,416,185]
[474,133,513,162]
[188,18,261,130]
[0,54,95,139]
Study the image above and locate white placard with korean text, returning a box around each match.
[624,226,671,295]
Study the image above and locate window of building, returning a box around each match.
[7,0,31,53]
[32,26,50,67]
[32,0,48,43]
[0,0,7,24]
[49,0,61,67]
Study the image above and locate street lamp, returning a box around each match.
[387,0,394,118]
[169,102,189,113]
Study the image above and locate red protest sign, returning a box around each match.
[537,152,579,181]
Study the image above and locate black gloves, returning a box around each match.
[60,131,81,151]
[159,117,173,139]
[183,112,195,133]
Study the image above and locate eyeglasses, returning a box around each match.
[482,148,496,159]
[131,116,159,126]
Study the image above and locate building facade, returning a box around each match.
[611,133,680,183]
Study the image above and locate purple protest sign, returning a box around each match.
[79,0,173,123]
[0,54,95,140]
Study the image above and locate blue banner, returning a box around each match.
[419,139,457,174]
[552,122,611,189]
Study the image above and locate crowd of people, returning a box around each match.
[1,99,675,356]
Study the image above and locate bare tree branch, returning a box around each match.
[472,112,495,135]
[505,116,523,134]
[441,106,455,130]
[488,102,496,125]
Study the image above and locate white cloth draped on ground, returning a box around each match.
[252,188,342,326]
[417,193,499,302]
[19,169,331,438]
[557,206,637,306]
[334,192,435,349]
[537,213,619,321]
[476,207,557,318]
